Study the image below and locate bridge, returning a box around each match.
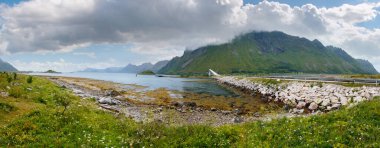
[208,69,220,77]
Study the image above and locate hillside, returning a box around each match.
[0,58,17,72]
[159,31,378,75]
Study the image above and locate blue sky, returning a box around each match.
[0,0,379,72]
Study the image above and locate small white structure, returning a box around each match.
[208,69,220,76]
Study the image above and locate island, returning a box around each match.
[138,70,155,75]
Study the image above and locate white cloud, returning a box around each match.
[73,52,96,58]
[10,58,121,72]
[0,0,380,70]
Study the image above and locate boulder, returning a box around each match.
[340,97,348,105]
[321,99,330,107]
[98,97,119,105]
[105,90,121,97]
[308,102,318,110]
[296,101,306,109]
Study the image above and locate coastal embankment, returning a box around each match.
[217,76,380,114]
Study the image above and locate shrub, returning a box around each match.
[7,76,12,83]
[27,76,33,84]
[13,72,17,80]
[0,102,16,112]
[54,93,71,114]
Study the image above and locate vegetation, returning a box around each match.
[348,74,380,79]
[26,76,33,84]
[45,70,59,73]
[138,70,155,75]
[159,31,377,75]
[0,73,379,147]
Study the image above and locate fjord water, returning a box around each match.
[32,72,236,96]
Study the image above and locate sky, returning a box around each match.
[0,0,379,72]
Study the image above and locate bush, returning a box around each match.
[27,76,33,84]
[0,102,16,113]
[54,93,71,114]
[13,72,17,80]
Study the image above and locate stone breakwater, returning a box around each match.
[216,76,380,114]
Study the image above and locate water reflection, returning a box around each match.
[31,72,237,96]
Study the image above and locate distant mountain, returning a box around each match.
[0,58,17,72]
[159,31,378,75]
[81,60,169,73]
[356,59,378,74]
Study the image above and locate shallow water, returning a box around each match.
[31,72,236,96]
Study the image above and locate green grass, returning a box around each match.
[0,73,379,147]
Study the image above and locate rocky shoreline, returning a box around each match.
[216,76,380,114]
[47,76,290,126]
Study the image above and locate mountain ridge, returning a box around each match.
[0,58,17,72]
[159,31,378,75]
[81,60,169,73]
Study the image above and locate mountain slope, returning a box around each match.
[82,60,169,73]
[0,58,17,72]
[159,31,377,75]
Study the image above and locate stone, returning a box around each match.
[340,97,348,105]
[292,108,304,114]
[296,101,306,109]
[98,97,119,105]
[330,97,339,104]
[183,102,197,107]
[308,102,318,110]
[233,109,243,115]
[314,98,323,104]
[321,99,330,107]
[331,103,341,109]
[354,96,363,102]
[105,90,121,97]
[210,108,217,111]
[232,116,243,123]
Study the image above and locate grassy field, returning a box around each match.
[0,73,379,147]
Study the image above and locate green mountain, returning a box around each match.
[0,58,17,72]
[159,31,378,75]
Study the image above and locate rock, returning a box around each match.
[330,97,339,104]
[232,116,243,123]
[154,107,163,113]
[221,110,232,115]
[169,93,183,99]
[283,104,291,110]
[314,98,323,104]
[296,101,306,109]
[292,108,304,114]
[331,103,341,109]
[210,108,217,111]
[26,87,32,91]
[0,91,8,97]
[183,102,197,108]
[354,96,363,102]
[321,99,330,107]
[308,102,318,110]
[105,90,121,97]
[340,97,348,105]
[254,112,261,117]
[233,109,243,115]
[98,97,118,105]
[171,102,184,107]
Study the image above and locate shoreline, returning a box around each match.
[44,76,293,126]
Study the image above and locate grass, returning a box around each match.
[0,73,379,147]
[347,74,380,79]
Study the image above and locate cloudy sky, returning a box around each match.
[0,0,379,72]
